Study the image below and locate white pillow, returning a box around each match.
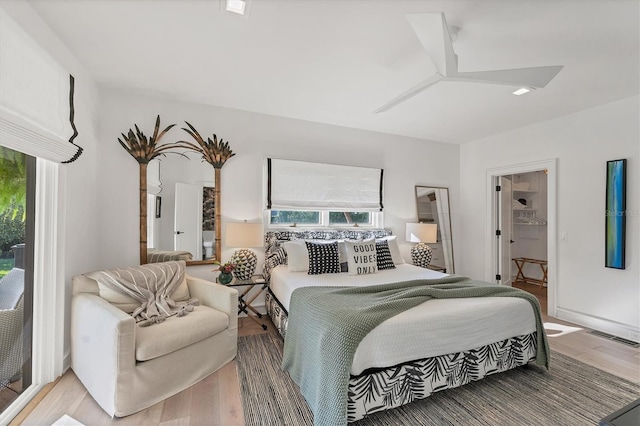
[337,240,348,264]
[378,236,405,265]
[283,240,309,272]
[345,239,378,276]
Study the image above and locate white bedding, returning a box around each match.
[270,264,536,375]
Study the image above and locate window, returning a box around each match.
[265,158,384,228]
[329,212,371,225]
[270,210,320,225]
[268,210,380,227]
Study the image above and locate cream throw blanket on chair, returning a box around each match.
[87,260,198,326]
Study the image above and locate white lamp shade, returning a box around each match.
[225,222,263,248]
[406,223,437,244]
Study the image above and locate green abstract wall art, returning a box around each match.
[605,159,626,269]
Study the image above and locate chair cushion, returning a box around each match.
[0,268,24,310]
[135,305,229,361]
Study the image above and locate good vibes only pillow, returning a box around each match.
[345,240,378,276]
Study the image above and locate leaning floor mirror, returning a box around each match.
[415,185,455,273]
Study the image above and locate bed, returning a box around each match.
[263,229,547,424]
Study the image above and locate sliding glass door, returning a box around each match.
[0,147,35,415]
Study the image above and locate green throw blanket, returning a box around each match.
[281,275,549,426]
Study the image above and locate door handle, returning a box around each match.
[176,231,184,235]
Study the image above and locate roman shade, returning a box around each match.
[265,158,384,211]
[0,9,81,163]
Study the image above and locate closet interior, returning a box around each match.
[505,170,548,292]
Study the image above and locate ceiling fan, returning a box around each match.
[374,13,563,113]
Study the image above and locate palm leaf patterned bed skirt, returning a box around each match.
[265,290,537,423]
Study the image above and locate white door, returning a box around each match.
[497,177,512,285]
[174,183,203,260]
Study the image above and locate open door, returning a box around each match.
[174,183,203,260]
[487,159,556,315]
[496,177,512,285]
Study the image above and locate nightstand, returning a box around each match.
[225,275,268,330]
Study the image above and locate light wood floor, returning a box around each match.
[514,281,640,383]
[9,290,640,426]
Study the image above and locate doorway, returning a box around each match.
[485,159,557,317]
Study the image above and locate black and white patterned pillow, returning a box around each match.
[375,239,396,270]
[305,241,341,275]
[263,245,287,282]
[268,245,287,266]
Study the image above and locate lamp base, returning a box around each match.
[231,248,257,281]
[411,243,433,269]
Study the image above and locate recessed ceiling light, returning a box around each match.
[512,87,532,96]
[226,0,247,15]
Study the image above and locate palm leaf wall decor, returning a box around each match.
[178,122,237,263]
[179,121,236,169]
[117,115,193,164]
[117,115,189,265]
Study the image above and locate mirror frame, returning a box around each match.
[414,185,455,274]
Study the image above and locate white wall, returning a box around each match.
[460,96,640,339]
[1,2,102,369]
[97,89,461,280]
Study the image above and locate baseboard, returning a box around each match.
[63,350,71,372]
[555,307,640,343]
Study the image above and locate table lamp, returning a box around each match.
[226,221,263,280]
[406,223,438,268]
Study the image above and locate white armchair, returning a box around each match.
[71,272,238,417]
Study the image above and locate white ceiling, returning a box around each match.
[28,0,639,144]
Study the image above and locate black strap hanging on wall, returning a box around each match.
[266,157,272,209]
[62,74,83,163]
[379,169,384,211]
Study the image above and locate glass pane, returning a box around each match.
[270,210,320,225]
[0,146,32,414]
[329,212,371,225]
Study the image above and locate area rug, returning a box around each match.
[236,333,640,426]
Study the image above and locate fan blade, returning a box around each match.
[373,73,444,113]
[449,65,564,88]
[406,13,458,76]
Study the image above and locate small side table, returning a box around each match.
[224,275,269,330]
